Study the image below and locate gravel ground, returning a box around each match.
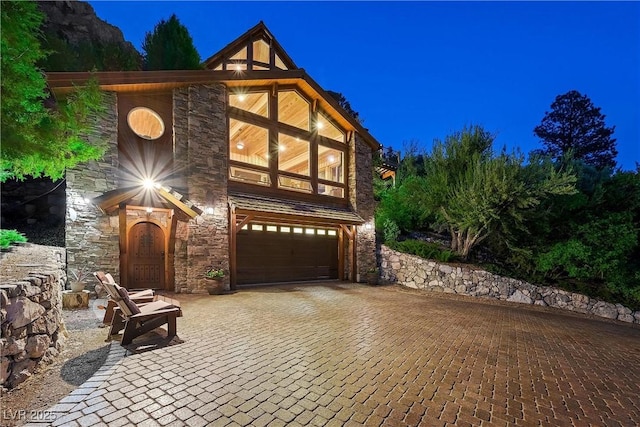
[1,306,109,427]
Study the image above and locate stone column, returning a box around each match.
[65,92,120,289]
[349,133,377,281]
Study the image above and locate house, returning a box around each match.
[47,22,380,293]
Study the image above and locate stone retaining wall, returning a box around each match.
[0,246,67,390]
[380,245,640,324]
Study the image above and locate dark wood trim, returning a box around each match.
[229,160,270,174]
[338,227,345,280]
[246,36,254,70]
[235,211,361,228]
[229,205,237,290]
[119,203,128,288]
[229,181,349,208]
[351,225,357,282]
[236,214,255,231]
[168,211,177,291]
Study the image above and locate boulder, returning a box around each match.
[0,357,10,384]
[507,290,533,304]
[1,337,25,356]
[618,314,634,323]
[591,301,618,320]
[5,297,45,329]
[25,335,51,358]
[7,358,37,388]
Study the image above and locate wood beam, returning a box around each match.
[235,214,255,231]
[156,186,199,218]
[118,204,128,288]
[350,225,357,283]
[230,206,237,290]
[338,227,345,281]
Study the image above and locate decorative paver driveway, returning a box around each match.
[39,284,640,426]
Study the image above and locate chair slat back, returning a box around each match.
[101,280,135,317]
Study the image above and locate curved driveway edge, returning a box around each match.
[26,283,640,426]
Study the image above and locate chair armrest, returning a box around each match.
[129,307,181,321]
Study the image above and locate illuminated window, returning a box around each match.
[230,166,270,186]
[230,119,268,167]
[229,92,268,117]
[278,133,309,176]
[293,227,303,234]
[275,53,288,70]
[266,225,278,232]
[278,176,312,193]
[317,229,326,235]
[318,184,344,198]
[305,228,315,235]
[278,91,309,130]
[241,224,248,230]
[127,107,165,140]
[328,230,337,236]
[253,39,270,64]
[251,224,263,231]
[318,146,344,183]
[317,113,344,143]
[280,226,291,233]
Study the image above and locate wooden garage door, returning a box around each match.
[237,224,338,285]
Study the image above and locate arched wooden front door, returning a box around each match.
[128,222,165,289]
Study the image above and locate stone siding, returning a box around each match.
[173,85,229,293]
[0,245,67,390]
[65,92,120,289]
[349,134,376,281]
[381,245,640,324]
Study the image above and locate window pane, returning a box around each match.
[227,62,247,71]
[278,175,312,193]
[317,183,344,198]
[280,226,291,233]
[318,146,344,183]
[251,224,263,231]
[317,113,344,142]
[230,166,271,186]
[230,119,268,167]
[328,230,337,236]
[275,53,288,70]
[266,225,278,232]
[278,133,309,176]
[253,39,270,64]
[230,47,247,60]
[229,92,268,117]
[278,91,309,130]
[213,64,222,71]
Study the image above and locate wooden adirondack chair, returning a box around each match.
[98,275,182,345]
[94,272,155,325]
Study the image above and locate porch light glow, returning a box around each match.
[328,155,335,163]
[83,197,92,204]
[279,145,286,152]
[316,121,324,130]
[142,178,156,189]
[365,223,373,230]
[146,207,153,213]
[205,207,214,215]
[236,142,245,150]
[238,94,246,102]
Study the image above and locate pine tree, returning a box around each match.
[534,90,617,170]
[142,14,201,70]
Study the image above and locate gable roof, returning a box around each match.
[203,21,298,71]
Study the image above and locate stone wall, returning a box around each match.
[349,134,376,281]
[173,84,229,293]
[380,245,640,324]
[0,245,67,390]
[66,92,120,289]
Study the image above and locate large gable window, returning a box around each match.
[228,88,347,199]
[229,119,268,167]
[229,91,268,117]
[278,90,309,131]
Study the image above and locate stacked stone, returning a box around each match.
[380,245,640,324]
[1,271,67,390]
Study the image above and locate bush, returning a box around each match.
[0,229,27,248]
[382,219,400,244]
[388,239,455,263]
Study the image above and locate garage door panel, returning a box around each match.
[237,226,338,285]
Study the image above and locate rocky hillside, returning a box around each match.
[37,0,141,71]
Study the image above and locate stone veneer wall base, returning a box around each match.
[380,245,640,324]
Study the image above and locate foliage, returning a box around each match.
[534,90,617,170]
[387,239,455,263]
[0,230,27,248]
[420,126,576,258]
[68,267,91,283]
[382,219,400,244]
[327,90,362,124]
[1,2,108,181]
[142,14,201,70]
[205,266,225,278]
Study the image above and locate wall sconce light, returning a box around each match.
[205,207,214,215]
[83,197,92,204]
[146,207,153,213]
[365,223,373,230]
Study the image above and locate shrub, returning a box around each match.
[382,219,400,244]
[388,239,455,263]
[0,229,27,248]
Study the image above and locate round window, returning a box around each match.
[127,107,165,140]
